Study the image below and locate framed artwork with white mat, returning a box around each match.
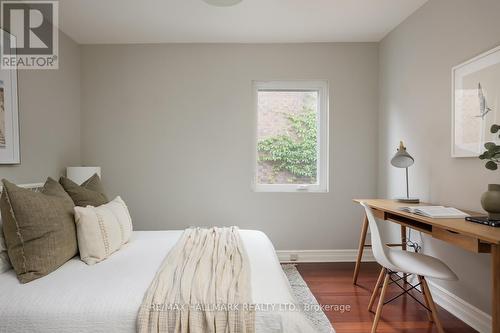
[452,45,500,157]
[0,29,19,164]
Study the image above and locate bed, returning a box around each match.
[0,230,318,333]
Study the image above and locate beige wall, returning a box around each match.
[80,43,379,250]
[0,31,81,183]
[379,0,500,313]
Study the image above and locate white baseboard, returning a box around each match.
[396,273,491,333]
[276,249,375,263]
[426,280,491,333]
[277,249,491,333]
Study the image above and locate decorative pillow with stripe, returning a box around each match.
[1,178,78,283]
[0,218,12,273]
[74,196,133,265]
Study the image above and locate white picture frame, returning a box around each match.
[452,45,500,158]
[0,29,20,164]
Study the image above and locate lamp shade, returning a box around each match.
[390,142,414,168]
[66,167,101,185]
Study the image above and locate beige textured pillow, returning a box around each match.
[0,219,12,273]
[74,196,133,265]
[60,174,109,207]
[0,178,77,283]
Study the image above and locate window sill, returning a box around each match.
[253,184,328,193]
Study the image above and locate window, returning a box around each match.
[253,81,329,192]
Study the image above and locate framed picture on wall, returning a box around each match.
[452,45,500,157]
[0,29,20,164]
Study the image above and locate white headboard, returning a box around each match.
[0,182,45,194]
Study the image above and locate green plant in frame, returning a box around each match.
[479,124,500,170]
[257,95,318,181]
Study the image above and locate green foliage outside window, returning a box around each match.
[258,102,318,181]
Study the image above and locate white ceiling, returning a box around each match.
[59,0,428,44]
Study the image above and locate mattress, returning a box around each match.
[0,230,317,333]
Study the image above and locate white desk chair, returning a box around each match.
[360,202,458,333]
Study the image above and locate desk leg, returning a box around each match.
[353,215,369,285]
[493,244,500,333]
[401,226,407,283]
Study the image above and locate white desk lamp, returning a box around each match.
[390,142,419,203]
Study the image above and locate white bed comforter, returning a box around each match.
[0,230,316,333]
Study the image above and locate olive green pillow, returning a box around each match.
[59,174,108,207]
[0,178,78,283]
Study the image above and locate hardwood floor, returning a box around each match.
[296,262,477,333]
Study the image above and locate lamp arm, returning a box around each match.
[406,167,409,199]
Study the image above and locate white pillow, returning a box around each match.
[74,196,133,265]
[0,218,13,273]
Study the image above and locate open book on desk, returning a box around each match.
[398,206,470,219]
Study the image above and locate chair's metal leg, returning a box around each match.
[418,275,433,322]
[421,277,444,333]
[371,270,390,333]
[368,267,385,312]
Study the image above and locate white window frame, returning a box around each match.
[253,80,329,193]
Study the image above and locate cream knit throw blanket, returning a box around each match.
[137,227,255,333]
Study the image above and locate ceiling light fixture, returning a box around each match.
[203,0,242,7]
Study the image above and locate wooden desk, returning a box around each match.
[353,199,500,333]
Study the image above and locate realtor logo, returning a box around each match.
[1,0,59,69]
